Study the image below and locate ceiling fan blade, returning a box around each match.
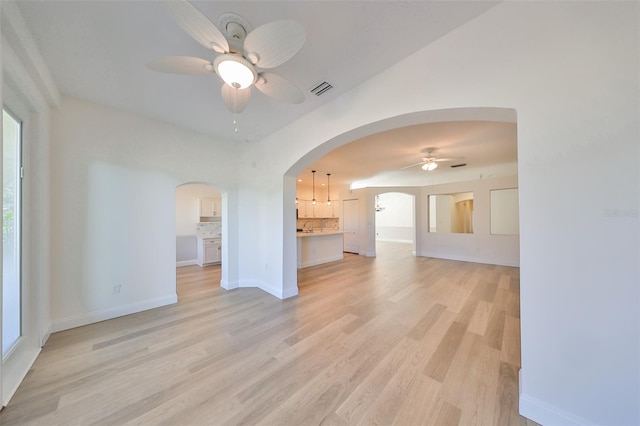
[221,84,251,113]
[159,1,229,53]
[435,157,465,162]
[400,162,425,170]
[148,56,214,75]
[244,20,305,68]
[255,72,304,104]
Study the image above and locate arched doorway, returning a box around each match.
[373,191,416,257]
[175,183,223,299]
[283,107,517,295]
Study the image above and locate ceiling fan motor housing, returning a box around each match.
[219,13,251,53]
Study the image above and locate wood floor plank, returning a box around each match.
[456,342,502,426]
[392,374,442,425]
[334,337,419,424]
[501,314,522,367]
[423,321,467,382]
[0,242,539,426]
[484,307,507,351]
[467,300,493,336]
[407,303,447,341]
[494,361,521,426]
[433,400,462,426]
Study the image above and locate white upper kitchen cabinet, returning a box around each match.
[318,201,338,218]
[297,201,309,218]
[198,197,221,217]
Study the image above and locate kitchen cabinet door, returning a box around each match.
[199,197,221,217]
[204,242,220,263]
[198,238,221,265]
[315,202,330,218]
[325,203,334,218]
[298,201,309,218]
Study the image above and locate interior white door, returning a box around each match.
[343,199,359,254]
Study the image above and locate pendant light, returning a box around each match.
[311,170,316,205]
[326,173,332,206]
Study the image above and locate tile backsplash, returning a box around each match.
[296,217,339,231]
[196,222,222,238]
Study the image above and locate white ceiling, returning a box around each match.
[298,120,517,189]
[16,1,516,188]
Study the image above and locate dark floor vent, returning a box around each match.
[310,82,333,96]
[451,163,467,168]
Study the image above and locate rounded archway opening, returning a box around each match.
[175,182,224,299]
[373,191,416,258]
[284,106,517,294]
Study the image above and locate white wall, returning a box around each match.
[49,97,240,331]
[250,2,638,424]
[491,188,519,235]
[422,177,518,266]
[339,179,518,266]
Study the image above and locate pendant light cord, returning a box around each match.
[312,170,316,205]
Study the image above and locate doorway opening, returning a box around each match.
[373,192,415,257]
[284,107,518,296]
[175,183,223,300]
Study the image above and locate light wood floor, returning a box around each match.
[0,242,540,425]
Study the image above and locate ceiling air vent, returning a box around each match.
[451,163,467,168]
[310,81,333,96]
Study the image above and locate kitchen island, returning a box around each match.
[296,230,344,268]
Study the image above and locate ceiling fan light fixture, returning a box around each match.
[214,54,257,89]
[422,162,438,171]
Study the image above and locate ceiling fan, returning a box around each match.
[148,1,306,113]
[401,149,464,171]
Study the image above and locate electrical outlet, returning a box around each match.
[112,284,121,294]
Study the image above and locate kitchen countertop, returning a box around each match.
[296,230,344,238]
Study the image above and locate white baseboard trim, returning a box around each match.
[417,251,519,267]
[50,294,178,333]
[519,393,593,426]
[2,348,40,407]
[40,325,52,347]
[256,280,285,299]
[176,259,198,267]
[281,286,299,299]
[220,278,236,290]
[219,279,298,300]
[298,254,344,269]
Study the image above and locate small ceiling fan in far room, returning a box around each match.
[401,148,464,171]
[148,0,306,114]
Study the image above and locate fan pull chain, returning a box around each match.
[231,88,240,134]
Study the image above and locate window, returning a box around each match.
[3,108,22,356]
